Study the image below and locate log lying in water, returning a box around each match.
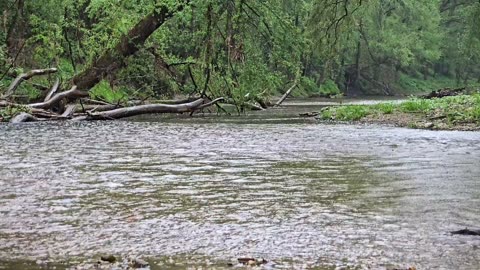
[6,94,224,123]
[451,229,480,236]
[275,83,298,106]
[71,98,224,121]
[80,98,205,120]
[10,112,39,123]
[422,87,465,99]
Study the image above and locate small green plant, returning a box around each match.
[320,109,333,120]
[374,103,394,114]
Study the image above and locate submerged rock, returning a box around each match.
[100,255,117,263]
[424,122,434,129]
[237,258,268,266]
[451,228,480,236]
[131,258,149,268]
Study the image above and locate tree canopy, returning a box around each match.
[1,0,479,104]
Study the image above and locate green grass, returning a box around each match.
[320,94,480,125]
[373,103,394,114]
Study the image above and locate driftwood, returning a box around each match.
[75,98,222,121]
[44,78,61,102]
[422,87,465,99]
[10,112,38,123]
[29,86,89,110]
[194,97,225,111]
[2,68,58,98]
[275,83,298,106]
[61,105,77,117]
[74,104,120,113]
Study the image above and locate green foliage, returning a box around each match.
[299,77,341,97]
[322,105,369,121]
[396,74,459,94]
[399,98,434,113]
[1,0,480,103]
[90,80,128,103]
[321,94,480,125]
[373,103,394,114]
[319,79,341,97]
[0,105,31,122]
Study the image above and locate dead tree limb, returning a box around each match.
[29,86,89,110]
[61,105,77,117]
[275,83,298,106]
[44,78,61,102]
[3,68,58,98]
[194,97,225,111]
[74,104,120,113]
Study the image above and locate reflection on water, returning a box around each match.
[0,115,479,269]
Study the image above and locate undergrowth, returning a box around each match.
[320,94,480,125]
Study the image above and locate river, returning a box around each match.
[0,101,479,269]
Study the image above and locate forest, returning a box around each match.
[1,1,480,269]
[0,0,479,121]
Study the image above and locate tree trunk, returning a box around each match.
[78,98,208,120]
[275,83,298,106]
[72,3,188,91]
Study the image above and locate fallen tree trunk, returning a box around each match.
[72,3,188,91]
[422,87,466,99]
[275,83,297,106]
[10,112,38,123]
[74,104,121,113]
[2,68,58,98]
[77,98,211,120]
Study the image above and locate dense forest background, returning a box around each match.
[1,0,480,104]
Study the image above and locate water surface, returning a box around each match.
[0,107,479,269]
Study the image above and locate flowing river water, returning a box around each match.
[0,100,479,269]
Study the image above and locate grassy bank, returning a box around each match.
[319,94,480,130]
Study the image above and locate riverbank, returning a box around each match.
[318,94,480,131]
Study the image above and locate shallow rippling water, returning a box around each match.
[0,109,479,269]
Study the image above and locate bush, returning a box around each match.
[319,79,341,97]
[90,80,128,103]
